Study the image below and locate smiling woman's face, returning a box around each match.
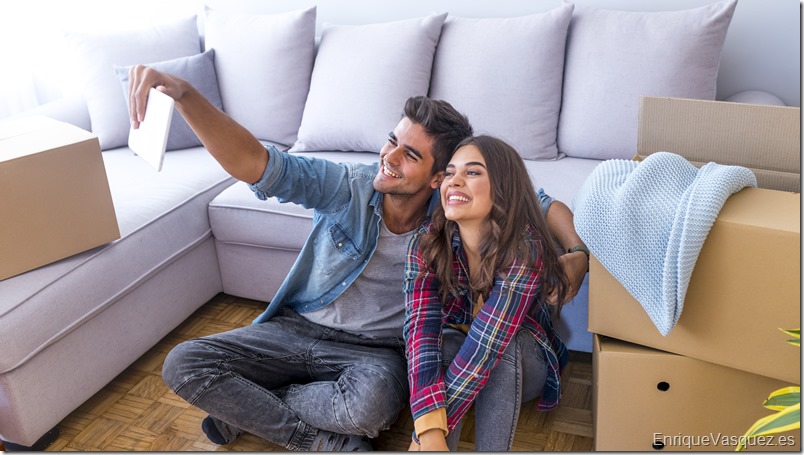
[440,144,493,225]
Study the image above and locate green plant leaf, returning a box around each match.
[736,403,800,451]
[737,329,801,451]
[780,328,800,345]
[764,387,801,411]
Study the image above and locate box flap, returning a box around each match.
[637,97,800,192]
[0,116,97,162]
[596,334,676,357]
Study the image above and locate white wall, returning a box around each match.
[1,0,800,115]
[0,0,198,115]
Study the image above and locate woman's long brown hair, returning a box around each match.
[418,135,570,311]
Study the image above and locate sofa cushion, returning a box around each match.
[210,151,378,251]
[204,6,316,147]
[290,13,447,154]
[557,0,738,160]
[210,180,313,253]
[114,49,223,151]
[524,156,602,210]
[64,16,201,150]
[428,5,574,161]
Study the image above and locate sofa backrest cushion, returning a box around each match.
[114,49,223,151]
[428,4,574,161]
[204,6,316,147]
[289,13,447,154]
[64,16,201,150]
[557,0,738,160]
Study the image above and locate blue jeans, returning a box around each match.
[162,306,408,450]
[441,327,547,451]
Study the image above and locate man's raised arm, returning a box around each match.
[128,65,268,184]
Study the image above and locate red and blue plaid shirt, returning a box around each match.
[403,224,568,434]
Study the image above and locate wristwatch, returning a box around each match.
[567,245,590,272]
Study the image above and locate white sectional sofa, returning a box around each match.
[1,0,798,448]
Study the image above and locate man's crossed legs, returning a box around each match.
[162,306,408,451]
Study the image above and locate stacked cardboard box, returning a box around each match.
[589,98,801,451]
[593,335,800,451]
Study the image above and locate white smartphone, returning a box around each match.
[128,88,175,172]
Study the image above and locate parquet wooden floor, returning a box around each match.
[45,293,593,451]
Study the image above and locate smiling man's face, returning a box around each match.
[373,117,440,197]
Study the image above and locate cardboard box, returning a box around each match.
[0,116,120,280]
[588,187,800,383]
[637,96,800,192]
[593,334,800,452]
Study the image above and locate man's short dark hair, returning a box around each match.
[403,96,473,174]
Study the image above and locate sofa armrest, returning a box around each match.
[19,95,91,132]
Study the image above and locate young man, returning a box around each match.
[127,66,589,451]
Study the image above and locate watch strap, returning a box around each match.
[567,245,590,258]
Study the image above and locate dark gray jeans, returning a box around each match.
[162,306,408,450]
[441,327,547,451]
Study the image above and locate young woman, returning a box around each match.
[404,135,570,451]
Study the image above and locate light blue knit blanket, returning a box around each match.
[573,152,756,335]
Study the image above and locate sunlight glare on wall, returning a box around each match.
[0,0,200,118]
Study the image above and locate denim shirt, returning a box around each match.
[248,145,554,325]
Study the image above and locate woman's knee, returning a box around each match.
[517,332,547,402]
[440,328,466,367]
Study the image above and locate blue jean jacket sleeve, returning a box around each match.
[536,187,554,216]
[247,145,353,212]
[245,145,384,321]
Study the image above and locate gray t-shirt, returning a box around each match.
[300,221,414,339]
